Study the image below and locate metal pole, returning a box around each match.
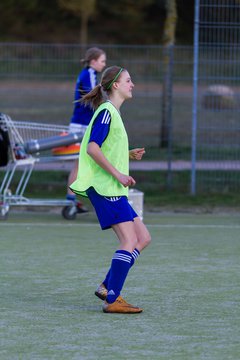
[167,44,174,190]
[191,0,200,195]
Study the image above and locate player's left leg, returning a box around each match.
[95,216,151,300]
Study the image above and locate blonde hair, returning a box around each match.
[81,66,126,109]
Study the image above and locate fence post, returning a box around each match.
[191,0,200,195]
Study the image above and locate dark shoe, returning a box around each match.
[95,283,108,300]
[76,202,88,213]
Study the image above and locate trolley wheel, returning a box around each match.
[62,205,77,220]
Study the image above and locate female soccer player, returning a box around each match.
[66,47,106,214]
[70,66,151,313]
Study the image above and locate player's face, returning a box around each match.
[117,71,134,100]
[91,54,106,73]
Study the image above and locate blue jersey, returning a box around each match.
[89,109,111,147]
[70,67,97,126]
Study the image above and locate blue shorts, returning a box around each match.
[87,187,138,230]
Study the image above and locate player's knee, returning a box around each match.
[139,231,151,249]
[144,231,151,247]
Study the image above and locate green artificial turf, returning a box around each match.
[1,212,240,359]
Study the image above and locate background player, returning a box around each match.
[66,47,106,214]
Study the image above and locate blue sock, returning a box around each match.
[66,194,76,202]
[131,248,140,265]
[106,250,133,304]
[103,248,140,289]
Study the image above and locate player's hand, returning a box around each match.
[129,148,145,160]
[117,174,136,187]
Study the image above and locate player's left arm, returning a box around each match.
[129,148,145,160]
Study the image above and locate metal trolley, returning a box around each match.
[0,113,84,220]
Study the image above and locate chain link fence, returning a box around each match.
[192,0,240,193]
[0,42,193,149]
[0,34,239,193]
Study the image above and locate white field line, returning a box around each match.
[1,223,240,229]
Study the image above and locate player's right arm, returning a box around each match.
[87,142,135,187]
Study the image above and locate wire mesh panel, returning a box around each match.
[0,43,193,150]
[193,0,240,192]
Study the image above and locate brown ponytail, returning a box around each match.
[81,84,104,110]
